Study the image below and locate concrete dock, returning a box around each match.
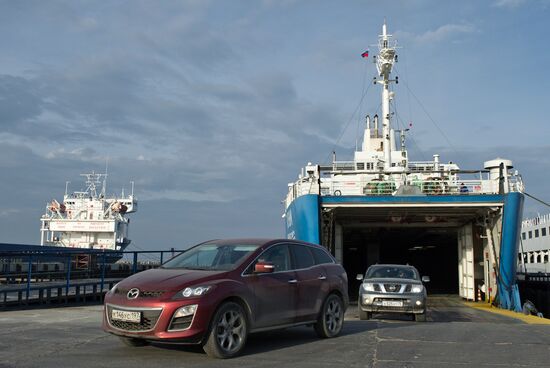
[1,296,549,368]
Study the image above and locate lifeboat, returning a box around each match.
[111,202,128,214]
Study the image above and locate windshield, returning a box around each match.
[365,265,419,280]
[161,243,260,271]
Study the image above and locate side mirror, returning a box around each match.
[254,261,275,273]
[422,276,430,283]
[356,274,364,281]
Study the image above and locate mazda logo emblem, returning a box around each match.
[127,288,140,299]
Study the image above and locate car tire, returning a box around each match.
[314,293,344,338]
[203,302,248,359]
[359,310,371,320]
[119,336,149,347]
[414,313,426,322]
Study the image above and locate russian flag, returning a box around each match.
[361,50,369,58]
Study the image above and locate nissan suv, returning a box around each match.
[357,264,429,322]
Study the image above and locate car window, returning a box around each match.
[310,247,334,265]
[290,245,315,269]
[162,243,260,271]
[366,266,418,280]
[251,244,291,273]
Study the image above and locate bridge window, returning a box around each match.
[535,229,539,238]
[529,231,532,239]
[356,163,365,170]
[522,232,526,240]
[542,228,547,237]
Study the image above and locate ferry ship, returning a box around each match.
[283,22,526,311]
[517,213,550,317]
[519,214,550,273]
[40,172,137,251]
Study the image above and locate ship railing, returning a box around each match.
[323,178,492,196]
[522,213,550,228]
[328,160,454,173]
[0,248,186,308]
[285,167,524,207]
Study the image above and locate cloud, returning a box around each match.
[0,75,44,126]
[140,189,240,203]
[413,24,476,44]
[0,209,20,217]
[493,0,527,8]
[0,1,547,248]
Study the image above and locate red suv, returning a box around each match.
[103,239,348,358]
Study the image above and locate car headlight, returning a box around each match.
[173,285,213,299]
[362,283,375,292]
[411,285,424,293]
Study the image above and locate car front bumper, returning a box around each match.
[359,293,426,314]
[102,294,217,344]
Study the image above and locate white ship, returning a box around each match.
[40,172,137,251]
[519,214,550,273]
[284,21,527,311]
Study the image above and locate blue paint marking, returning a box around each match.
[285,194,320,244]
[498,192,524,311]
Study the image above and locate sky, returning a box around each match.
[0,0,549,251]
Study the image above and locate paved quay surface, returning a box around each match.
[1,295,550,368]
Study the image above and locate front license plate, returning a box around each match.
[382,300,403,307]
[111,309,141,323]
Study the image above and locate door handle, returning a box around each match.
[288,279,298,284]
[318,275,327,280]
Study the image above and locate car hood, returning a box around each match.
[118,268,229,292]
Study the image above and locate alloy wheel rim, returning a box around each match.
[325,299,342,333]
[216,309,245,353]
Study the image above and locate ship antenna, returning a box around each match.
[102,158,109,197]
[374,20,398,171]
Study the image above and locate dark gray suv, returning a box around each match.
[357,264,429,322]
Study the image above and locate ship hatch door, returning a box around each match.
[458,223,475,301]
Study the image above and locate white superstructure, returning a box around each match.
[519,214,550,273]
[40,172,137,251]
[285,22,524,208]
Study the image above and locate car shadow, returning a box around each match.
[242,321,375,356]
[149,320,380,357]
[148,298,494,358]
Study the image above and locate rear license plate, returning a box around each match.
[382,300,403,307]
[111,309,141,323]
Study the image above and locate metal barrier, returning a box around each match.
[0,248,185,309]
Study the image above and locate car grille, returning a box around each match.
[115,288,166,298]
[106,305,162,332]
[140,290,166,298]
[383,284,402,293]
